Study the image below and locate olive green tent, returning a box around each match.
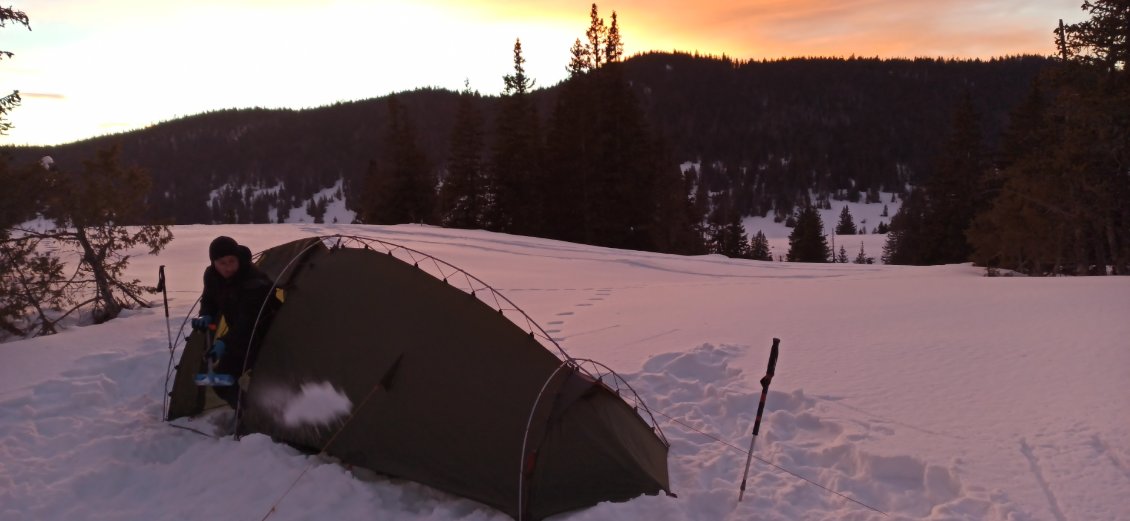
[166,235,671,521]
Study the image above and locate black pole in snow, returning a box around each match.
[738,337,779,502]
[157,266,174,419]
[157,266,172,350]
[157,266,170,319]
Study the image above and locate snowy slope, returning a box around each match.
[1,223,1128,521]
[743,192,902,262]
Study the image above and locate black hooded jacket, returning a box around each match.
[199,245,276,362]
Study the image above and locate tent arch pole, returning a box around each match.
[329,234,573,361]
[233,238,329,438]
[564,358,669,447]
[161,296,201,420]
[518,359,573,521]
[330,234,667,443]
[225,233,668,444]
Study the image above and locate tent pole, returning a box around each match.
[232,239,325,439]
[518,360,572,521]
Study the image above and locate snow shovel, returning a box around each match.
[194,325,236,387]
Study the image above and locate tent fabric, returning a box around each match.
[166,330,228,420]
[168,236,670,520]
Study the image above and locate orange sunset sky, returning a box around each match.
[2,0,1084,147]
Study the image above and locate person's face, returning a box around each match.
[213,255,239,279]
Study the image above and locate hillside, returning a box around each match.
[1,53,1051,226]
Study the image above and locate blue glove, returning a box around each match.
[208,339,226,361]
[191,315,213,331]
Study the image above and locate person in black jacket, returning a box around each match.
[191,236,276,408]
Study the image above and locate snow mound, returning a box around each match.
[250,380,353,430]
[615,343,1024,520]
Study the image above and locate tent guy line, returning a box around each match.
[257,377,392,521]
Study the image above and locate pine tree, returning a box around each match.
[883,188,927,264]
[968,2,1130,275]
[358,159,389,224]
[584,3,607,71]
[567,38,588,77]
[440,84,486,229]
[835,205,857,235]
[885,93,986,265]
[922,92,986,264]
[361,97,434,224]
[1058,1,1129,274]
[786,205,831,262]
[967,80,1062,274]
[837,245,849,264]
[1,155,53,338]
[604,11,623,64]
[46,147,174,322]
[649,148,707,254]
[502,38,535,96]
[0,6,30,135]
[854,241,872,264]
[866,187,881,204]
[1057,0,1130,72]
[543,6,700,252]
[708,192,749,257]
[3,147,173,334]
[691,169,710,225]
[488,39,543,235]
[750,230,772,261]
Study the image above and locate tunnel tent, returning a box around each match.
[166,235,671,521]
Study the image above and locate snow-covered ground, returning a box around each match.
[1,223,1127,521]
[277,178,355,225]
[743,192,903,263]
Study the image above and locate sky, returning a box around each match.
[1,223,1128,520]
[1,0,1085,147]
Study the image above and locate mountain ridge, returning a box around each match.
[2,52,1052,225]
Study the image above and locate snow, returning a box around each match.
[743,193,903,262]
[1,223,1128,521]
[205,178,355,224]
[270,382,353,428]
[278,178,355,225]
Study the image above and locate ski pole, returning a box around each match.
[158,266,173,350]
[158,266,174,419]
[738,337,780,502]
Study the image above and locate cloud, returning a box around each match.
[571,0,1080,59]
[21,92,65,100]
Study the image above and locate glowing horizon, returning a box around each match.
[1,0,1083,147]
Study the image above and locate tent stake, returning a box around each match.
[738,338,779,502]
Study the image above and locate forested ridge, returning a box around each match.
[3,52,1050,226]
